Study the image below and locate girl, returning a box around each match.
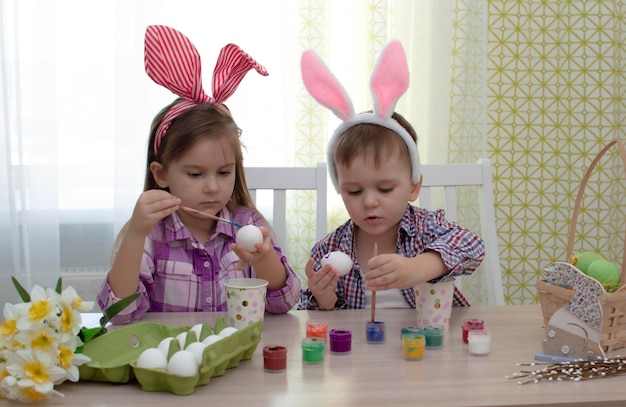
[97,25,300,324]
[298,41,484,310]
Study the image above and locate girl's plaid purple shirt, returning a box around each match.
[98,206,301,324]
[298,204,485,310]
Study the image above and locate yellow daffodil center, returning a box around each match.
[24,360,50,384]
[58,345,74,368]
[60,307,74,332]
[31,331,54,351]
[0,318,16,336]
[71,297,84,310]
[20,386,48,401]
[29,300,52,322]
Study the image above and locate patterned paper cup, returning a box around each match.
[414,278,455,332]
[224,278,268,329]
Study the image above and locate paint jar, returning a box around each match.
[468,330,491,356]
[329,329,352,354]
[263,345,287,372]
[424,325,444,349]
[301,337,325,363]
[366,321,385,343]
[401,326,424,341]
[462,319,484,343]
[306,320,329,342]
[402,334,426,361]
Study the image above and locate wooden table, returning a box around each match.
[49,305,626,407]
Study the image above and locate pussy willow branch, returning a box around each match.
[507,357,626,384]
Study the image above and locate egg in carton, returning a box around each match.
[78,316,263,395]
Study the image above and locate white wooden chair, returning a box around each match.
[244,162,328,242]
[417,159,505,306]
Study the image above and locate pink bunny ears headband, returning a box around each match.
[144,25,268,154]
[300,41,421,193]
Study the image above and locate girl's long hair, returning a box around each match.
[146,99,256,212]
[112,100,259,254]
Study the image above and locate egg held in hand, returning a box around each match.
[236,225,264,251]
[321,251,354,276]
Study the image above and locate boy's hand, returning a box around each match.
[366,251,448,291]
[304,257,339,309]
[365,253,417,290]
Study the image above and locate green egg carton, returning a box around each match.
[78,317,263,396]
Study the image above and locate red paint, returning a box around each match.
[263,345,287,372]
[462,319,485,343]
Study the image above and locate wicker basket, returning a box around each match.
[536,138,626,353]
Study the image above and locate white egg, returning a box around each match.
[218,327,239,338]
[189,323,205,341]
[320,251,353,276]
[185,341,207,366]
[202,334,223,346]
[236,225,263,251]
[136,347,168,370]
[166,350,199,377]
[157,337,175,358]
[175,332,188,349]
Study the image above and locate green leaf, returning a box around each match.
[76,326,106,353]
[11,277,30,302]
[55,277,63,294]
[99,293,140,328]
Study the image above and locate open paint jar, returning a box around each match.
[301,337,325,363]
[329,329,352,354]
[366,321,385,343]
[468,330,491,356]
[402,334,426,361]
[462,319,484,343]
[263,345,287,372]
[306,320,329,342]
[423,325,444,349]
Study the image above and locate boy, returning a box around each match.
[298,41,484,310]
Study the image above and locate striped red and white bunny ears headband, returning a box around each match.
[145,25,268,154]
[300,40,421,193]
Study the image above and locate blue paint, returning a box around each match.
[366,321,385,343]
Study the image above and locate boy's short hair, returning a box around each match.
[333,111,417,171]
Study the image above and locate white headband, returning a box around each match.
[301,41,421,193]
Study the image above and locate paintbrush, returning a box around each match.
[178,206,244,228]
[371,242,378,323]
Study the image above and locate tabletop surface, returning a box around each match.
[30,305,626,407]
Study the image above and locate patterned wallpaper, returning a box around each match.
[451,0,626,304]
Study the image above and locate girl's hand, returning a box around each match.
[231,226,273,270]
[304,257,339,309]
[128,190,181,237]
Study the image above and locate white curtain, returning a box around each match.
[1,0,463,303]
